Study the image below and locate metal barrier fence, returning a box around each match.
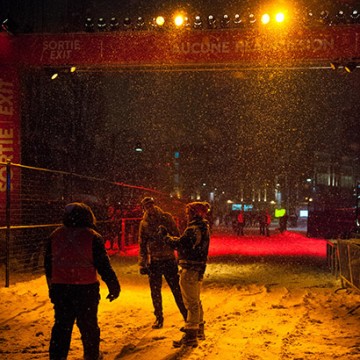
[337,239,360,293]
[0,161,186,287]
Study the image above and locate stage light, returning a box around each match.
[109,17,119,31]
[183,17,191,29]
[320,10,330,24]
[123,17,132,30]
[84,17,94,32]
[275,12,285,23]
[351,9,360,23]
[234,14,243,27]
[194,15,202,29]
[51,72,58,80]
[174,14,184,27]
[335,10,346,24]
[97,17,106,31]
[208,15,217,29]
[155,16,165,27]
[330,61,340,70]
[249,13,256,25]
[344,62,357,73]
[70,66,76,73]
[261,13,270,25]
[135,17,145,30]
[1,18,16,35]
[221,14,230,28]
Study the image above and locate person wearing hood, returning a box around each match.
[159,201,211,348]
[44,202,120,360]
[138,197,187,329]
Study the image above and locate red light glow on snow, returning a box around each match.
[121,230,327,259]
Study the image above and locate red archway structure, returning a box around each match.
[0,25,360,206]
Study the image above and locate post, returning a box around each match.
[5,160,11,287]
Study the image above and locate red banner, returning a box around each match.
[1,26,360,69]
[0,66,21,225]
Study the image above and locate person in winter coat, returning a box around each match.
[138,197,187,329]
[159,201,211,348]
[236,210,245,236]
[44,202,121,360]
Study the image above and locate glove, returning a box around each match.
[158,225,168,237]
[106,283,120,302]
[106,293,119,302]
[139,267,149,275]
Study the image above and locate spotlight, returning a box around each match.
[249,13,256,25]
[350,9,360,23]
[335,10,346,24]
[70,66,76,73]
[221,14,230,28]
[344,62,357,73]
[135,16,145,30]
[135,142,143,152]
[275,12,285,23]
[306,10,314,25]
[109,17,119,31]
[174,14,185,27]
[155,16,165,28]
[208,15,217,29]
[51,72,58,80]
[1,18,16,35]
[319,10,330,25]
[234,14,243,27]
[97,17,106,31]
[183,17,191,29]
[261,13,270,25]
[84,17,94,32]
[194,15,202,29]
[330,61,340,70]
[123,17,132,30]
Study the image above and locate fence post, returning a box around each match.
[121,218,126,251]
[5,160,11,287]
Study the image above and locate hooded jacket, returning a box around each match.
[164,215,210,274]
[138,205,180,267]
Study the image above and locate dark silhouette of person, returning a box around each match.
[138,197,187,329]
[279,212,289,233]
[44,202,120,360]
[237,210,245,235]
[159,201,211,348]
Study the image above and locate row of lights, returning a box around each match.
[330,61,359,73]
[84,8,360,32]
[48,66,77,80]
[85,13,286,32]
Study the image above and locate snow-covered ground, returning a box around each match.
[1,228,360,360]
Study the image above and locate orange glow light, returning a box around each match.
[261,13,271,24]
[174,14,184,27]
[155,16,165,27]
[275,12,285,23]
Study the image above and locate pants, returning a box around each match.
[179,268,203,330]
[49,283,100,360]
[148,259,187,320]
[237,223,244,235]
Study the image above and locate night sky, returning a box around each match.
[4,0,360,201]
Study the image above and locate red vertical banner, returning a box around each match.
[0,66,21,226]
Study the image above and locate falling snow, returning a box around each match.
[1,228,360,360]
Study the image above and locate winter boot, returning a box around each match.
[173,329,198,348]
[152,316,164,329]
[197,322,205,340]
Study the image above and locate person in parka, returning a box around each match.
[44,202,120,360]
[159,201,211,348]
[138,197,187,329]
